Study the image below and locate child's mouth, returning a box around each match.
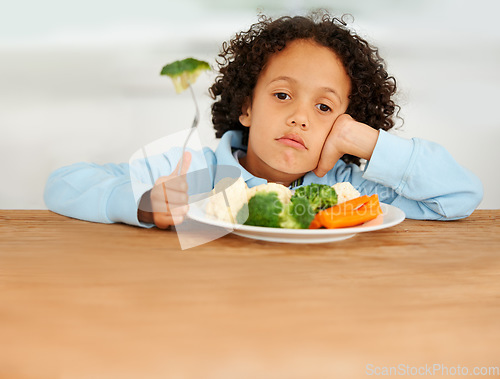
[276,134,307,150]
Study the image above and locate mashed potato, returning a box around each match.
[332,182,361,204]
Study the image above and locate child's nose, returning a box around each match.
[290,120,307,128]
[287,107,308,129]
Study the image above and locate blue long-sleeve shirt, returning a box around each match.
[44,130,483,226]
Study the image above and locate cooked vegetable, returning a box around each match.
[237,191,315,229]
[327,195,369,215]
[292,183,338,213]
[160,57,211,93]
[237,191,283,228]
[332,182,361,203]
[358,194,382,214]
[309,194,382,229]
[233,183,380,230]
[280,196,315,229]
[308,216,322,230]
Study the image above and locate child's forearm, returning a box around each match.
[44,162,144,226]
[360,130,483,219]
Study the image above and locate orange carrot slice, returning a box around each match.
[327,195,369,216]
[314,194,382,229]
[308,214,322,229]
[309,195,368,229]
[319,209,380,228]
[357,194,382,216]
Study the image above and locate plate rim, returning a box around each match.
[187,201,406,237]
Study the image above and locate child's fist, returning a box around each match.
[138,151,192,229]
[313,114,378,178]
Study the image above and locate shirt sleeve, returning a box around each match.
[43,162,152,227]
[333,130,483,220]
[44,147,217,227]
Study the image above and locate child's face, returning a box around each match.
[239,38,351,182]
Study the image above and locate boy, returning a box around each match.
[44,13,483,229]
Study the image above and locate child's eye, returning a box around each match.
[274,92,290,100]
[316,103,332,112]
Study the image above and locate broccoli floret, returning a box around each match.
[280,196,315,229]
[292,183,338,213]
[160,58,211,93]
[237,191,315,229]
[237,192,283,228]
[236,184,338,229]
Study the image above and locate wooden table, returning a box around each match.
[1,210,499,379]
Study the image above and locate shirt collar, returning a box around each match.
[214,131,267,187]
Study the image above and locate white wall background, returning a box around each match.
[1,0,499,209]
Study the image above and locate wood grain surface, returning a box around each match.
[0,210,499,379]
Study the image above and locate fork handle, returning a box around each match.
[177,84,200,175]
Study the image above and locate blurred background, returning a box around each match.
[1,0,499,209]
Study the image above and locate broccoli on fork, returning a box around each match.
[160,57,211,93]
[159,57,211,173]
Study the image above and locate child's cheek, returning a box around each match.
[310,149,323,169]
[308,139,322,158]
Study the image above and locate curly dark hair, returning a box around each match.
[209,11,401,166]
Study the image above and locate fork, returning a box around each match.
[177,83,199,175]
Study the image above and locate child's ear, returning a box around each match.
[239,99,252,127]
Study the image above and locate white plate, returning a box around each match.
[187,201,406,244]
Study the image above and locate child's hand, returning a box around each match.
[313,114,379,177]
[138,151,192,229]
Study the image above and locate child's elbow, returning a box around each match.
[449,175,484,219]
[464,176,484,216]
[43,166,77,213]
[43,170,62,211]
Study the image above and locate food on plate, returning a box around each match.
[293,183,338,213]
[246,182,292,206]
[309,194,382,229]
[237,190,315,229]
[279,196,316,229]
[160,57,211,93]
[205,180,380,229]
[239,183,338,229]
[332,182,360,204]
[237,191,283,228]
[205,177,249,224]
